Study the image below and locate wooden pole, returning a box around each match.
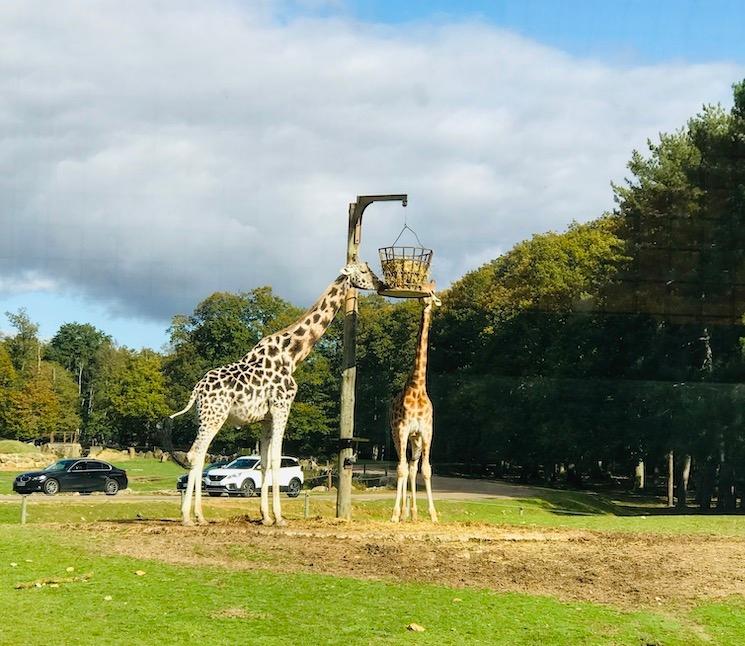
[20,495,28,525]
[336,194,407,520]
[304,492,310,519]
[337,202,360,520]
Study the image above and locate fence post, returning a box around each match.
[304,492,310,519]
[327,469,332,491]
[20,495,28,525]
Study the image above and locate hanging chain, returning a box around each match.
[391,223,425,247]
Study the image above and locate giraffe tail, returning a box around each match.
[161,417,192,469]
[170,388,198,419]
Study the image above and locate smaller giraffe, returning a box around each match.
[390,293,440,523]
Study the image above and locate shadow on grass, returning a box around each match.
[511,486,745,518]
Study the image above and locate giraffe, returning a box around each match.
[390,293,440,523]
[170,262,384,526]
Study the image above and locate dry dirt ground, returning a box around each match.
[79,518,745,610]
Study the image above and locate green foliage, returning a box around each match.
[0,344,16,389]
[4,308,40,374]
[0,361,81,441]
[89,348,170,446]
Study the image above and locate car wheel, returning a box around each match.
[208,492,222,497]
[43,479,59,496]
[239,479,256,497]
[104,479,120,496]
[287,478,301,498]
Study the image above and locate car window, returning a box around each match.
[88,461,110,471]
[229,458,259,469]
[44,460,76,472]
[280,458,297,468]
[70,462,86,472]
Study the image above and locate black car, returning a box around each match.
[176,460,230,491]
[13,459,128,496]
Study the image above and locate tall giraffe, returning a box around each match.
[171,262,383,526]
[390,293,440,523]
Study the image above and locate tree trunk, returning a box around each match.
[667,451,674,507]
[676,454,691,509]
[696,459,715,511]
[634,460,645,490]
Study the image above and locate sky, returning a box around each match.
[1,0,744,350]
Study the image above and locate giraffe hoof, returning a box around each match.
[390,516,400,523]
[261,517,275,526]
[196,517,208,526]
[274,518,287,528]
[182,519,194,527]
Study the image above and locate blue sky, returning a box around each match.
[336,0,745,64]
[1,0,743,350]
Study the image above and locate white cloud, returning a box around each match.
[0,1,742,320]
[0,272,57,295]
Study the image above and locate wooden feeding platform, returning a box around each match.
[377,245,434,298]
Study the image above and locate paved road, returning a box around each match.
[0,475,544,503]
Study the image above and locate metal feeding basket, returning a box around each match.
[378,225,434,298]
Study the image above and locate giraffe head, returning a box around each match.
[422,290,442,309]
[341,261,385,291]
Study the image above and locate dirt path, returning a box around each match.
[82,518,745,610]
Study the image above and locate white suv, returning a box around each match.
[203,455,304,498]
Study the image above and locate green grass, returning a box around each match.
[109,458,186,492]
[0,440,39,454]
[0,524,734,645]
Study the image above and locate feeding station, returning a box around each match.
[336,194,435,520]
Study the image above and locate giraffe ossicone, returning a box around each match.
[171,261,384,526]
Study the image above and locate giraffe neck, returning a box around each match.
[408,303,432,390]
[286,274,349,366]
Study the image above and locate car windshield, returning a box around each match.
[43,459,77,472]
[227,458,259,469]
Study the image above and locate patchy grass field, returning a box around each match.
[2,523,743,645]
[2,466,745,643]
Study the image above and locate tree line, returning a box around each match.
[2,81,745,507]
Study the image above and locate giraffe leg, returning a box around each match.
[391,430,408,523]
[182,464,199,526]
[408,460,419,522]
[269,403,291,527]
[182,408,228,526]
[259,423,273,525]
[408,435,423,522]
[193,450,208,525]
[421,439,438,523]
